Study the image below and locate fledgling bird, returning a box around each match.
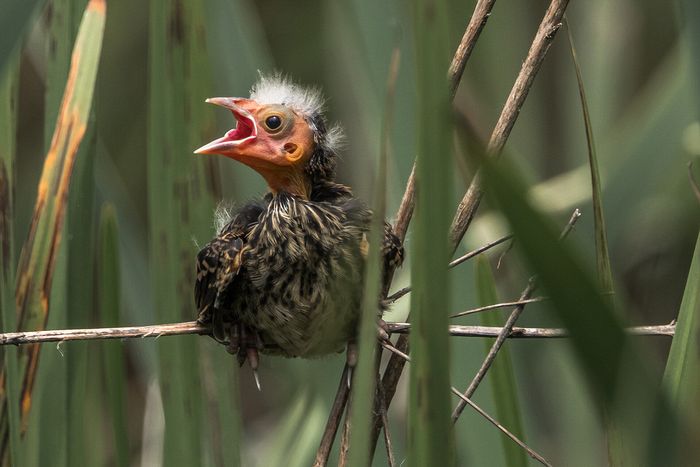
[193,75,403,383]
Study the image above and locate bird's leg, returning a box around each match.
[232,323,263,391]
[345,341,357,388]
[236,324,248,366]
[226,323,241,355]
[344,320,392,388]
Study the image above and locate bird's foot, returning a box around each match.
[343,320,392,388]
[226,323,264,391]
[377,318,391,342]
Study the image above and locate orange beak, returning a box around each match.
[194,97,258,155]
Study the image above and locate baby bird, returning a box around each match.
[194,75,402,383]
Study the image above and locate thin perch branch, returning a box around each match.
[388,323,676,338]
[0,321,207,345]
[0,321,674,347]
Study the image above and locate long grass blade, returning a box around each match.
[408,0,455,464]
[475,257,528,467]
[565,18,614,303]
[564,17,624,465]
[97,204,129,467]
[3,1,105,459]
[148,0,216,464]
[662,230,700,442]
[0,0,46,75]
[63,129,95,466]
[0,51,21,467]
[346,44,400,467]
[661,0,700,437]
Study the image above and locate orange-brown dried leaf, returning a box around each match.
[1,0,105,445]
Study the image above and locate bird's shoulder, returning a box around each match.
[308,180,372,229]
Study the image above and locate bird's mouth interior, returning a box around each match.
[224,110,256,143]
[194,100,258,154]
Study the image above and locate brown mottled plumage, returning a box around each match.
[193,75,403,367]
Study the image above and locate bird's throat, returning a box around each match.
[260,168,311,199]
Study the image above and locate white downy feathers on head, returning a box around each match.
[250,73,345,155]
[251,73,324,118]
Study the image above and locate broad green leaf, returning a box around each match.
[475,257,528,467]
[408,0,455,465]
[346,49,392,467]
[97,204,129,467]
[662,230,700,447]
[64,127,95,467]
[662,0,700,458]
[480,155,678,465]
[148,1,215,464]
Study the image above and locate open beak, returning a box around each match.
[194,97,258,155]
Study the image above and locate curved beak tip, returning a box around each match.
[193,143,213,155]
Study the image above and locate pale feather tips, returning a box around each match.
[214,203,234,234]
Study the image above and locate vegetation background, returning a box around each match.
[0,0,699,466]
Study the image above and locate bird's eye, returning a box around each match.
[265,115,282,130]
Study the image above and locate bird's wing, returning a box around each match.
[195,201,266,341]
[195,225,248,342]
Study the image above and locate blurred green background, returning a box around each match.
[1,0,699,465]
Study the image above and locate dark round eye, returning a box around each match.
[265,115,282,130]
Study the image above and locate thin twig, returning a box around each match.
[0,321,674,347]
[448,0,498,99]
[449,388,553,467]
[386,323,676,338]
[338,395,352,467]
[449,234,513,268]
[386,234,513,303]
[313,365,351,467]
[0,321,207,345]
[452,208,580,421]
[390,0,497,249]
[559,208,581,240]
[382,340,553,466]
[376,380,396,467]
[373,0,570,458]
[450,297,548,319]
[449,0,570,249]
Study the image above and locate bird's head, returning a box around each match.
[194,75,343,198]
